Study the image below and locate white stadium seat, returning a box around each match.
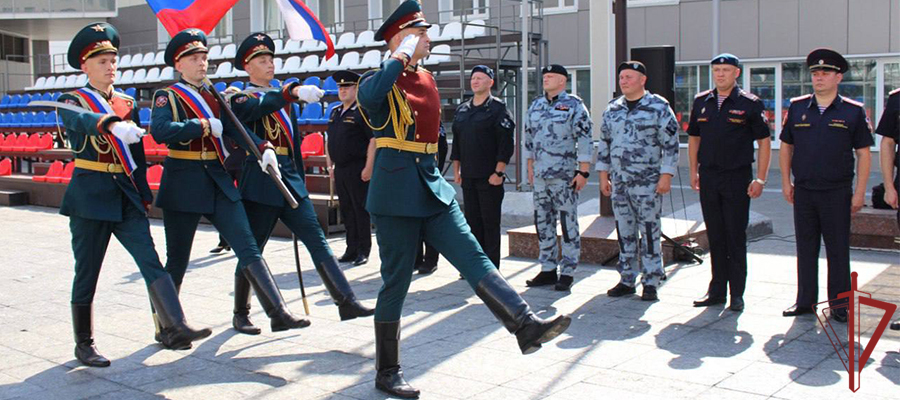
[298,55,319,73]
[146,67,161,83]
[212,62,234,78]
[358,50,381,69]
[285,39,303,53]
[337,51,360,70]
[159,66,175,81]
[299,39,318,53]
[441,22,463,40]
[273,39,285,54]
[43,76,57,90]
[464,20,486,38]
[315,54,339,72]
[427,25,443,42]
[335,32,356,49]
[424,45,451,65]
[221,44,237,60]
[141,52,155,66]
[130,53,144,67]
[64,74,78,88]
[119,70,135,85]
[273,58,284,74]
[31,77,47,91]
[154,51,166,65]
[118,54,133,68]
[281,56,301,74]
[355,30,377,48]
[75,74,88,87]
[207,45,223,60]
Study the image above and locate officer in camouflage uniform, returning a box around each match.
[597,61,680,302]
[523,64,593,292]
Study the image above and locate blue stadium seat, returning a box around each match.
[302,76,321,88]
[0,113,8,128]
[0,95,10,109]
[139,109,151,127]
[214,82,227,92]
[18,94,31,107]
[297,102,323,125]
[322,76,338,96]
[284,77,300,86]
[51,92,62,101]
[40,92,52,101]
[228,81,244,90]
[20,112,34,128]
[270,79,282,88]
[46,111,60,128]
[8,94,20,109]
[125,87,137,99]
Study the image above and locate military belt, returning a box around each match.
[375,137,437,154]
[74,159,124,173]
[168,149,220,161]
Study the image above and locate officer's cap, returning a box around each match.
[617,61,646,76]
[806,48,848,74]
[542,64,569,79]
[471,65,494,80]
[235,32,275,71]
[67,23,119,69]
[165,29,209,67]
[374,0,432,42]
[711,53,740,67]
[332,70,361,86]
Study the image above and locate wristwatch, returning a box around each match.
[753,178,766,186]
[493,171,506,178]
[574,170,590,179]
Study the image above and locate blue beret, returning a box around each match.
[471,65,494,80]
[711,53,740,67]
[617,61,646,76]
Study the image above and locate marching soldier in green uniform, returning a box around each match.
[227,32,374,335]
[59,23,210,366]
[150,29,309,338]
[358,2,572,398]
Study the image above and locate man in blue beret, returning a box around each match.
[687,53,771,312]
[59,22,210,367]
[227,32,373,336]
[359,1,571,398]
[151,28,311,339]
[780,48,873,323]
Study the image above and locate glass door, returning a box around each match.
[743,64,781,147]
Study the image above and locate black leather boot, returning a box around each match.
[149,276,212,350]
[374,321,419,399]
[315,257,375,321]
[525,270,557,287]
[475,270,572,355]
[72,303,110,367]
[891,320,899,330]
[233,274,261,335]
[242,259,310,331]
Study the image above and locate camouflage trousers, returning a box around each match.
[533,178,580,276]
[612,186,664,287]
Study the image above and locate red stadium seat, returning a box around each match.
[11,134,29,152]
[24,133,41,152]
[143,135,159,156]
[0,134,13,151]
[146,164,163,190]
[57,162,75,184]
[36,133,53,150]
[0,158,11,176]
[300,132,324,159]
[33,160,63,182]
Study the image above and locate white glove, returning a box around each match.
[110,122,144,145]
[396,34,420,59]
[295,85,325,103]
[207,117,223,138]
[258,148,281,179]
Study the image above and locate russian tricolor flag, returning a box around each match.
[275,0,335,60]
[147,0,240,37]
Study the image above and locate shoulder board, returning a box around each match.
[841,96,864,108]
[889,87,900,96]
[694,89,712,99]
[739,90,759,101]
[651,93,669,104]
[790,94,812,103]
[566,93,584,102]
[417,66,432,74]
[491,96,507,106]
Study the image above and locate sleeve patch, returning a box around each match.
[235,95,248,104]
[65,98,79,106]
[155,95,168,108]
[500,116,513,129]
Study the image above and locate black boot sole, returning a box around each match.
[271,319,311,332]
[75,349,110,368]
[520,316,572,355]
[375,382,420,399]
[339,305,376,321]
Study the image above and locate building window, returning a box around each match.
[885,63,900,107]
[306,0,344,31]
[543,0,577,14]
[839,59,877,130]
[0,33,27,62]
[264,0,284,36]
[208,9,234,44]
[673,64,710,143]
[628,0,680,7]
[440,0,489,23]
[747,67,777,139]
[574,69,590,110]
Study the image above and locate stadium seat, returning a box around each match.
[32,160,63,182]
[335,32,356,49]
[23,133,41,152]
[59,161,75,184]
[132,68,148,84]
[273,57,284,74]
[297,55,319,73]
[285,77,300,87]
[139,109,151,127]
[221,43,237,60]
[302,76,322,88]
[314,54,339,72]
[118,54,133,68]
[140,51,155,67]
[0,95,10,109]
[336,51,360,71]
[441,22,463,40]
[324,102,339,120]
[36,133,53,150]
[160,66,175,81]
[464,20,487,38]
[154,51,166,66]
[75,74,88,87]
[130,53,145,67]
[31,77,48,91]
[300,132,324,158]
[425,45,452,65]
[359,50,382,69]
[0,158,10,176]
[51,92,61,101]
[7,95,20,110]
[119,70,135,85]
[0,114,10,129]
[11,133,29,152]
[285,39,303,53]
[143,134,158,156]
[297,103,323,125]
[322,77,338,96]
[207,45,223,60]
[147,164,163,190]
[50,161,74,184]
[427,25,442,42]
[0,134,15,150]
[214,82,227,93]
[228,81,244,90]
[299,39,318,53]
[355,30,377,47]
[42,76,57,90]
[273,39,285,54]
[125,87,137,99]
[145,67,161,83]
[212,62,235,79]
[270,79,282,88]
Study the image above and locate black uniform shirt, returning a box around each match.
[327,101,373,167]
[687,87,770,171]
[449,96,515,179]
[875,89,899,182]
[780,94,874,190]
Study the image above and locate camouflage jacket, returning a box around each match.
[523,91,594,180]
[596,91,680,189]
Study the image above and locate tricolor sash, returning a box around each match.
[169,82,230,163]
[246,90,295,153]
[72,88,139,177]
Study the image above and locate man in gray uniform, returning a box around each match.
[523,64,594,292]
[597,61,680,301]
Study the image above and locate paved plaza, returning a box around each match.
[0,196,898,399]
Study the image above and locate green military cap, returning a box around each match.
[164,28,209,67]
[67,23,119,69]
[235,32,275,71]
[374,0,432,42]
[332,70,361,86]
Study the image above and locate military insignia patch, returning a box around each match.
[65,98,78,106]
[155,95,168,108]
[500,116,513,129]
[235,95,248,104]
[728,109,745,115]
[554,104,570,112]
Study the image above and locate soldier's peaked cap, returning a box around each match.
[235,32,275,71]
[165,29,209,67]
[68,23,119,69]
[375,0,432,42]
[806,48,848,74]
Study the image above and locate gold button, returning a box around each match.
[414,111,418,116]
[416,134,420,139]
[415,157,420,163]
[107,164,116,173]
[402,73,407,77]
